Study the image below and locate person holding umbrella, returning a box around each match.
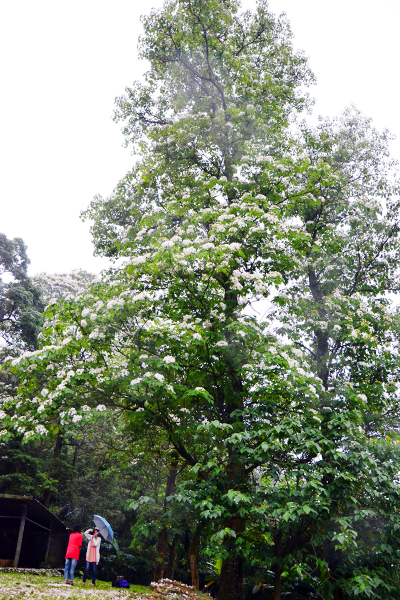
[82,527,101,586]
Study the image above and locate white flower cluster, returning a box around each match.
[89,328,105,340]
[130,256,147,265]
[35,425,48,435]
[163,356,176,364]
[223,242,241,252]
[182,246,196,256]
[230,269,268,294]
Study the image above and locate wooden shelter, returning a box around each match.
[0,494,68,568]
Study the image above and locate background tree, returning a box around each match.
[0,233,44,354]
[32,270,98,303]
[0,252,137,549]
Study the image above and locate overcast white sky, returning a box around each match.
[1,0,399,277]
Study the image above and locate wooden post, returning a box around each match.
[14,505,27,567]
[44,522,52,565]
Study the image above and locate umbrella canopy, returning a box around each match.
[93,514,113,542]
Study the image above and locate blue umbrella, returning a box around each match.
[93,514,113,542]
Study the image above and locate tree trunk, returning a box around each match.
[219,511,245,600]
[154,457,179,581]
[333,586,344,600]
[154,526,169,582]
[165,533,180,579]
[42,432,63,508]
[218,380,246,600]
[272,531,283,600]
[189,553,199,591]
[188,523,204,590]
[273,566,283,600]
[219,556,243,600]
[308,268,329,389]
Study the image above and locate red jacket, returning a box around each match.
[65,532,83,560]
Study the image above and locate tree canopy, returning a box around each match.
[3,1,400,599]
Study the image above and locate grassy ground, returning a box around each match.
[0,572,150,600]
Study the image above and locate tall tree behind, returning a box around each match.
[0,233,44,353]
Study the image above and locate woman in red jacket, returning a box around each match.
[64,525,83,585]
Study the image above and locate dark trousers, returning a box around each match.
[82,561,97,584]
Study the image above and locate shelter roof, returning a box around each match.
[0,494,67,532]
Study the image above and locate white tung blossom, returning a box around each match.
[230,276,243,291]
[215,340,228,347]
[89,329,105,340]
[154,373,165,382]
[96,404,106,412]
[130,256,147,265]
[163,356,176,364]
[227,242,241,251]
[291,348,303,358]
[35,424,48,435]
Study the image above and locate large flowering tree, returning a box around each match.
[4,1,400,598]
